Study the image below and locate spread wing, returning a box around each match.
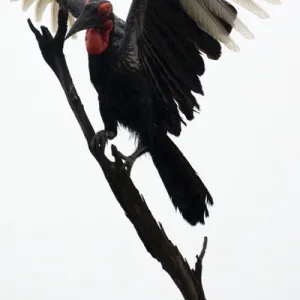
[10,0,85,35]
[120,0,280,133]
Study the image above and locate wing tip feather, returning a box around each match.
[179,0,281,53]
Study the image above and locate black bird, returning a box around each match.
[13,0,280,225]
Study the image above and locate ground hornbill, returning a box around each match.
[13,0,280,225]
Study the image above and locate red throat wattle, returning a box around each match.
[85,21,113,55]
[85,2,113,55]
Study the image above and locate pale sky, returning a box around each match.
[0,0,299,299]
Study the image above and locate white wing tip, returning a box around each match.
[244,33,255,40]
[225,41,240,53]
[265,0,281,4]
[260,12,270,19]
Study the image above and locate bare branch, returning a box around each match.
[193,236,208,295]
[27,4,209,299]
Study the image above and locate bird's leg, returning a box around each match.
[91,130,117,153]
[112,144,148,175]
[93,101,118,153]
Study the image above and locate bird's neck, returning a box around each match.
[85,20,113,55]
[88,36,118,92]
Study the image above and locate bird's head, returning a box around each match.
[66,0,114,54]
[66,0,114,39]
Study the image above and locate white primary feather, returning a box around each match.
[35,0,52,22]
[180,0,281,52]
[200,0,254,39]
[51,0,59,32]
[22,0,36,11]
[230,0,270,18]
[68,13,77,39]
[264,0,281,4]
[180,0,240,51]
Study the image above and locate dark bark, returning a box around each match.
[27,1,209,299]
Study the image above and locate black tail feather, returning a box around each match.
[148,133,213,225]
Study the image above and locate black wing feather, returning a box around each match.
[119,0,233,135]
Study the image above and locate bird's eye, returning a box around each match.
[98,2,113,17]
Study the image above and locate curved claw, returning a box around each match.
[112,148,135,176]
[91,130,116,152]
[112,144,147,175]
[120,156,135,175]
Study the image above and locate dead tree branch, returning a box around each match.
[27,2,209,299]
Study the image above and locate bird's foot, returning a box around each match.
[111,145,148,176]
[27,0,68,74]
[91,130,116,153]
[111,148,136,175]
[122,156,135,175]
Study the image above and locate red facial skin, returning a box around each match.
[85,2,113,55]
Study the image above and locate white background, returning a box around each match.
[0,0,299,299]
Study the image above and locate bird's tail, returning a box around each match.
[148,133,213,225]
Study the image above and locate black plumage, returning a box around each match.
[15,0,279,225]
[66,0,220,225]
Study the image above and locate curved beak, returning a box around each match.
[66,9,100,40]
